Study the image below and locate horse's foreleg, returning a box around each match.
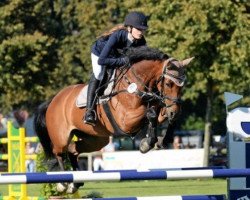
[156,122,175,149]
[139,106,158,153]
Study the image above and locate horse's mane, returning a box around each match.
[126,46,169,65]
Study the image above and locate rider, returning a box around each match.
[84,11,149,126]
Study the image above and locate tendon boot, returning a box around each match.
[83,74,100,126]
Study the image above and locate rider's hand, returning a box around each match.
[122,57,130,66]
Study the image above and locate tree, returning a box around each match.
[143,0,249,165]
[0,1,249,167]
[0,1,60,112]
[0,0,129,113]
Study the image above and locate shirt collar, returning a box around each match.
[127,32,134,43]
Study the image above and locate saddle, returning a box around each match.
[76,69,115,108]
[76,68,140,136]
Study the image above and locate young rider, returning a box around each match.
[84,11,149,126]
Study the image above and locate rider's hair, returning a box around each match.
[97,24,127,39]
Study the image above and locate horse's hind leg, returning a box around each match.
[54,144,83,194]
[54,153,72,193]
[48,130,78,193]
[65,134,109,194]
[63,150,83,194]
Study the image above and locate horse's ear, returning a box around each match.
[181,57,195,67]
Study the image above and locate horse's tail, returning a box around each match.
[34,100,54,159]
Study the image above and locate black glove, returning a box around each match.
[122,57,130,66]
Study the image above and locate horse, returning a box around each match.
[34,46,194,193]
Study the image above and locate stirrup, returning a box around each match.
[83,110,97,126]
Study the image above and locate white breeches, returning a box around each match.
[91,53,105,80]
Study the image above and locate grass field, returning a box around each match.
[0,179,227,198]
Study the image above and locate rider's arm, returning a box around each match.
[98,31,127,67]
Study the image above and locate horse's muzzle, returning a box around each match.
[160,105,181,123]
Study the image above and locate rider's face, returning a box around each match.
[131,27,145,39]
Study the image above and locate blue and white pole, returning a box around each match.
[1,169,250,184]
[80,195,225,200]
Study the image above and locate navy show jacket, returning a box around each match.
[91,29,146,68]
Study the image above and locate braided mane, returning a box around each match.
[126,46,169,65]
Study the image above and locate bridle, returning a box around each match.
[156,58,186,107]
[153,58,186,120]
[99,58,186,114]
[124,58,185,108]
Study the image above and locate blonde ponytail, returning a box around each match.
[97,24,127,39]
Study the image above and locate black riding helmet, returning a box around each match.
[124,11,148,30]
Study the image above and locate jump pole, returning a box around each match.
[79,195,225,200]
[3,102,250,199]
[1,168,250,184]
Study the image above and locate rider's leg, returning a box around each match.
[83,53,105,126]
[84,74,100,125]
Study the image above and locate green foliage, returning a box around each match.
[143,0,249,134]
[0,32,55,112]
[36,150,58,197]
[0,0,249,132]
[0,179,226,197]
[181,115,205,131]
[82,191,103,198]
[145,0,249,97]
[36,149,74,198]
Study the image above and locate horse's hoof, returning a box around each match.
[66,183,78,194]
[139,138,154,154]
[56,182,68,193]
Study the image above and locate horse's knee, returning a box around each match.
[51,138,70,155]
[68,142,79,155]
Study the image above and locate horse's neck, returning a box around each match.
[107,61,162,133]
[114,61,161,107]
[126,61,161,89]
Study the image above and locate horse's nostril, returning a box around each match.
[169,111,177,120]
[171,112,175,118]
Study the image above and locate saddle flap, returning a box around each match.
[76,71,116,108]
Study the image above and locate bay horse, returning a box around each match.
[34,46,194,193]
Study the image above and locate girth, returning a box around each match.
[102,101,139,137]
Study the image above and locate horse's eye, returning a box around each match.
[165,82,172,88]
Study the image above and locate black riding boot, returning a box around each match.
[83,75,100,126]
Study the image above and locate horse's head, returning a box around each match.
[157,57,194,123]
[123,46,194,125]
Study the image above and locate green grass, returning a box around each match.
[0,179,227,198]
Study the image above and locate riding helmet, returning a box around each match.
[124,11,148,30]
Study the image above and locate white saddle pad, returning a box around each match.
[76,73,115,108]
[76,85,89,107]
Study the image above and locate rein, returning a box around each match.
[99,58,185,109]
[126,59,184,108]
[98,58,185,135]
